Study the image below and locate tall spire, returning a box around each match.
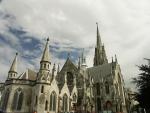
[94,23,108,66]
[8,53,18,79]
[40,38,51,70]
[41,38,50,63]
[96,22,102,48]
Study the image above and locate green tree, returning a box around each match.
[133,64,150,112]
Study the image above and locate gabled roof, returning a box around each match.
[60,57,78,73]
[18,69,37,81]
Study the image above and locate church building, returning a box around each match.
[0,24,129,113]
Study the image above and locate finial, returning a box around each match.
[112,57,114,63]
[47,37,49,42]
[16,52,18,56]
[67,52,70,58]
[96,22,98,25]
[53,63,56,70]
[115,54,118,63]
[78,57,81,68]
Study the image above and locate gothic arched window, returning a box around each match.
[12,89,24,110]
[35,96,38,106]
[50,91,57,111]
[44,64,46,68]
[97,98,101,112]
[2,89,10,110]
[105,82,109,94]
[96,83,100,95]
[17,91,23,110]
[62,94,68,112]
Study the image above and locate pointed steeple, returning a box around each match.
[112,57,114,63]
[8,53,18,79]
[94,23,108,66]
[78,57,81,69]
[40,38,51,70]
[41,38,50,63]
[115,54,118,63]
[96,22,102,48]
[102,44,108,63]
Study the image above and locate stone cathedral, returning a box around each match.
[0,24,130,113]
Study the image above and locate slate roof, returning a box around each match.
[87,63,113,82]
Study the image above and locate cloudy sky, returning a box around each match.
[0,0,150,89]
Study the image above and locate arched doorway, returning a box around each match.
[104,101,112,112]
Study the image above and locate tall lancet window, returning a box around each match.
[2,89,10,110]
[50,91,57,111]
[45,100,48,110]
[105,82,110,94]
[35,96,38,106]
[96,83,100,95]
[12,88,24,110]
[62,94,68,112]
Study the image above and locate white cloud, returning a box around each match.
[0,0,150,89]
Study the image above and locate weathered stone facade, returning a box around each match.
[0,25,129,113]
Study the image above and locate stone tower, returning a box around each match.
[33,38,52,113]
[94,23,108,66]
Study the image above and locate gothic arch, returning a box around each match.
[2,89,10,110]
[62,94,68,112]
[12,88,24,110]
[96,83,100,95]
[50,91,57,111]
[105,101,112,110]
[105,82,109,94]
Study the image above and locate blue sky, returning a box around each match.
[1,0,150,90]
